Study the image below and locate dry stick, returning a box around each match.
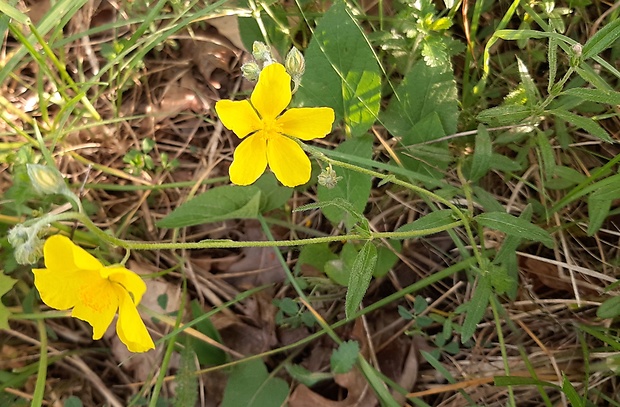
[3,328,124,407]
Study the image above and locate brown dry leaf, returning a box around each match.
[183,27,240,89]
[519,256,599,296]
[156,81,204,117]
[225,220,285,287]
[207,16,245,51]
[289,368,377,407]
[218,322,275,356]
[24,0,51,25]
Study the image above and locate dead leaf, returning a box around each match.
[519,256,600,296]
[289,367,377,407]
[225,220,285,287]
[207,16,245,51]
[25,0,51,25]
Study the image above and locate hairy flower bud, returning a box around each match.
[318,166,342,189]
[241,61,261,82]
[27,164,68,196]
[285,47,305,78]
[252,41,273,64]
[14,237,44,265]
[8,224,29,247]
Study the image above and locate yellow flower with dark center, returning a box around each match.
[215,63,335,187]
[32,235,155,353]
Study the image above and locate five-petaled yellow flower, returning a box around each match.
[215,63,335,187]
[32,235,155,353]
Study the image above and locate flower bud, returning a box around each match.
[252,41,273,63]
[285,47,305,78]
[318,166,342,189]
[570,43,582,67]
[8,224,29,247]
[241,61,261,82]
[27,164,68,196]
[14,237,44,265]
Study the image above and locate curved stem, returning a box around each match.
[38,211,464,250]
[305,144,484,267]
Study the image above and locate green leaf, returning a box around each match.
[330,340,360,374]
[63,396,83,407]
[285,364,332,387]
[324,242,357,286]
[516,57,540,104]
[421,35,450,68]
[157,185,261,228]
[582,18,620,60]
[273,298,299,317]
[596,295,620,319]
[397,115,453,181]
[394,210,457,237]
[318,135,373,229]
[345,241,378,318]
[589,181,620,202]
[357,357,401,407]
[173,340,198,407]
[253,172,293,212]
[189,300,227,366]
[295,242,338,275]
[550,109,613,143]
[236,1,290,58]
[460,276,491,343]
[494,376,560,389]
[493,205,534,300]
[467,124,492,182]
[476,212,554,248]
[548,166,586,190]
[562,374,584,407]
[0,273,17,330]
[473,186,506,213]
[382,60,458,142]
[477,105,534,126]
[0,2,30,24]
[324,260,349,286]
[536,130,555,181]
[221,359,289,407]
[374,240,401,278]
[574,65,615,91]
[489,153,523,172]
[296,1,381,137]
[297,198,367,232]
[547,36,558,94]
[563,88,620,106]
[587,193,612,236]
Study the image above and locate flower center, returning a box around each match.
[261,117,282,138]
[79,278,116,313]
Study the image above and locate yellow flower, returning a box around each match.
[215,63,335,187]
[32,235,155,353]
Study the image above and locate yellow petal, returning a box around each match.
[44,235,101,271]
[215,99,261,139]
[251,63,291,120]
[114,286,155,353]
[267,135,311,187]
[71,278,117,339]
[229,132,268,185]
[277,107,335,140]
[103,266,147,305]
[33,236,103,310]
[32,266,84,310]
